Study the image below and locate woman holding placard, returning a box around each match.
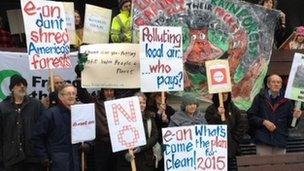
[169,93,206,127]
[205,92,248,170]
[116,92,158,171]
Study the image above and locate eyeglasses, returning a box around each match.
[61,92,77,97]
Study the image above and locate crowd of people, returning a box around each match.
[0,73,302,171]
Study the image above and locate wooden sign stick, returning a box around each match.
[219,93,226,122]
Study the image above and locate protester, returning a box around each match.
[110,0,132,43]
[289,26,304,49]
[0,16,14,48]
[116,92,158,171]
[75,77,118,171]
[75,10,83,47]
[41,75,65,109]
[32,84,90,171]
[0,75,44,171]
[205,92,248,170]
[169,93,206,126]
[247,74,302,155]
[259,0,286,48]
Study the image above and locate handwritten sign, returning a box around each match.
[105,96,146,152]
[83,4,112,44]
[163,125,227,171]
[285,53,304,102]
[80,43,140,88]
[139,26,183,92]
[205,60,231,94]
[21,0,71,70]
[71,103,96,144]
[62,2,76,45]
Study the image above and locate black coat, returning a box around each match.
[205,102,248,157]
[31,104,80,171]
[0,96,44,167]
[247,89,294,148]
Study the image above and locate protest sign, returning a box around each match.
[0,51,80,102]
[6,9,24,34]
[205,60,231,94]
[105,96,146,152]
[139,26,183,92]
[80,43,140,88]
[162,125,227,171]
[63,2,77,45]
[133,0,279,110]
[21,0,71,70]
[83,4,112,44]
[71,103,96,144]
[285,53,304,102]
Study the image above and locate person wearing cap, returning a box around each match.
[110,0,132,43]
[0,75,44,170]
[169,93,206,127]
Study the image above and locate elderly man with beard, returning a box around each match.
[0,75,44,171]
[32,84,90,171]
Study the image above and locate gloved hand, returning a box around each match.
[41,158,52,168]
[125,152,134,162]
[75,53,88,78]
[79,143,91,154]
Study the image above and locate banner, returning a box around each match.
[63,2,77,45]
[139,26,183,92]
[285,53,304,102]
[0,51,79,102]
[163,125,228,171]
[133,0,279,110]
[21,0,71,70]
[206,60,231,94]
[83,4,112,44]
[105,96,146,152]
[80,44,140,88]
[71,103,96,144]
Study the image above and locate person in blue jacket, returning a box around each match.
[247,74,302,155]
[32,84,90,171]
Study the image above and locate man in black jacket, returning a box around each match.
[0,75,44,171]
[247,74,302,155]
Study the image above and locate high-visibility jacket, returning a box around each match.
[110,11,132,43]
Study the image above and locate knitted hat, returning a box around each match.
[9,75,27,91]
[119,0,131,10]
[180,93,199,111]
[296,26,304,37]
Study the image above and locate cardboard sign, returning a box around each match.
[163,125,228,171]
[62,2,77,45]
[285,53,304,102]
[6,9,25,34]
[71,103,96,144]
[80,43,140,88]
[139,26,183,92]
[21,0,71,70]
[205,60,231,94]
[105,96,146,152]
[83,4,112,44]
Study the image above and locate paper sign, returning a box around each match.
[285,53,304,102]
[105,96,146,152]
[71,103,96,144]
[205,60,231,94]
[140,26,183,92]
[163,125,228,171]
[6,9,25,34]
[21,0,71,70]
[63,2,77,45]
[80,43,140,88]
[83,4,112,44]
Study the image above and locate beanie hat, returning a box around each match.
[180,93,199,111]
[119,0,131,10]
[9,75,27,91]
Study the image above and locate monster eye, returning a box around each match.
[200,33,206,40]
[191,35,197,40]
